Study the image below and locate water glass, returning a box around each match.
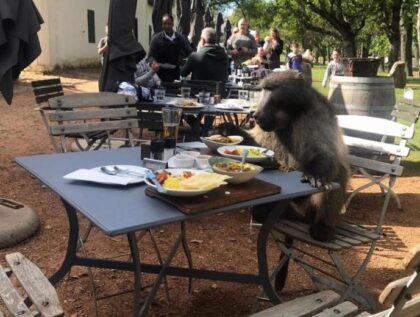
[161,107,182,140]
[155,88,166,101]
[198,91,211,104]
[238,90,249,100]
[181,87,191,98]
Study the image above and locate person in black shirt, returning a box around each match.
[148,14,193,82]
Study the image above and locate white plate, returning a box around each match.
[217,145,274,163]
[64,165,148,186]
[159,63,177,69]
[144,169,225,197]
[200,135,243,151]
[215,104,244,111]
[166,98,206,109]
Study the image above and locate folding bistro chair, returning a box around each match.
[251,244,420,317]
[263,115,415,311]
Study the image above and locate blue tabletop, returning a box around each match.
[16,148,320,236]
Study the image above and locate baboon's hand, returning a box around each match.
[301,174,333,191]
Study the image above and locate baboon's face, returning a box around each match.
[253,89,291,131]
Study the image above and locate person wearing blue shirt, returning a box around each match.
[286,42,303,71]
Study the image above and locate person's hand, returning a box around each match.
[230,49,239,56]
[151,61,160,73]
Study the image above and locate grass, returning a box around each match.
[311,65,420,174]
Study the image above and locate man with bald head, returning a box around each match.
[226,18,257,65]
[180,27,229,82]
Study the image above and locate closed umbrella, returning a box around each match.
[0,0,43,105]
[176,0,191,37]
[152,0,173,34]
[189,0,205,47]
[99,0,146,92]
[204,6,213,27]
[224,19,232,48]
[215,12,223,43]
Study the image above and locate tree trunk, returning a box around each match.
[400,9,407,64]
[388,34,400,70]
[414,44,419,68]
[406,20,413,76]
[417,0,420,68]
[342,37,357,57]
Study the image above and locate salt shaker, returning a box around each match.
[163,138,176,161]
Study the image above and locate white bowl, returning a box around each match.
[171,154,195,168]
[200,135,243,152]
[195,155,212,169]
[180,150,201,157]
[209,157,263,184]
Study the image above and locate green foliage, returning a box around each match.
[369,34,391,57]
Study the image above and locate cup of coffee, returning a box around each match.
[181,86,191,98]
[161,107,182,140]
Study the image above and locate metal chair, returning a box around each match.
[251,244,420,317]
[263,115,415,311]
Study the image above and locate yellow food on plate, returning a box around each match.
[207,134,234,143]
[176,99,198,107]
[163,172,230,190]
[214,161,256,172]
[224,147,267,158]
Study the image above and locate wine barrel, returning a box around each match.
[328,76,395,119]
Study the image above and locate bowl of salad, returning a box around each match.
[216,145,274,163]
[209,157,263,184]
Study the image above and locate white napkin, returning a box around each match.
[63,169,141,185]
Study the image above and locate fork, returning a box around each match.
[240,149,249,172]
[113,166,145,177]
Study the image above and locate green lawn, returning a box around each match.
[311,65,420,175]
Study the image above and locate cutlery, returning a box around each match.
[240,149,249,172]
[100,166,118,175]
[145,170,167,193]
[113,166,145,177]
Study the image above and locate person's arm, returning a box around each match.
[322,63,332,87]
[180,55,195,77]
[147,36,159,60]
[180,34,193,57]
[135,70,155,86]
[248,35,258,57]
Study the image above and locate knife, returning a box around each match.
[146,170,167,193]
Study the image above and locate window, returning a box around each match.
[87,10,95,43]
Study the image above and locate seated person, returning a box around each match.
[134,58,161,88]
[180,27,229,136]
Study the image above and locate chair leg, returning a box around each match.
[181,221,193,294]
[274,236,293,292]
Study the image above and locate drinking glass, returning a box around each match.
[181,87,191,98]
[155,88,166,101]
[198,91,211,104]
[238,90,249,100]
[161,107,182,140]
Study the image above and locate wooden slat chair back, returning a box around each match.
[391,98,420,124]
[47,93,138,152]
[0,252,64,317]
[31,78,64,104]
[260,115,415,312]
[250,244,420,317]
[137,103,165,137]
[338,115,414,215]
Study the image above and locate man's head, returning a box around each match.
[237,18,248,34]
[162,14,174,35]
[200,27,217,46]
[331,49,341,61]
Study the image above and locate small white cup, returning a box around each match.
[195,155,212,169]
[172,154,195,168]
[180,151,201,158]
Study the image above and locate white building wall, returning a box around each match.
[32,0,155,71]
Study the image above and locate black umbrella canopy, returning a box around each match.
[203,6,213,28]
[0,0,43,105]
[224,19,231,48]
[215,12,224,43]
[152,0,174,34]
[176,0,191,37]
[189,0,205,47]
[99,0,146,92]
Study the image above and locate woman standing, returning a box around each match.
[263,27,284,69]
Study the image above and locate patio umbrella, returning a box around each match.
[0,0,43,105]
[152,0,173,34]
[224,19,232,48]
[176,0,191,37]
[189,0,205,47]
[215,12,224,43]
[203,6,213,28]
[99,0,146,92]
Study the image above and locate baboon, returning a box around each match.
[214,70,350,241]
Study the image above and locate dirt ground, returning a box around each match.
[0,68,419,317]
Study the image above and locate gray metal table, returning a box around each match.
[16,147,322,316]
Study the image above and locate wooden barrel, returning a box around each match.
[328,76,395,119]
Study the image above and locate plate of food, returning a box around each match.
[200,135,243,151]
[144,169,230,197]
[217,145,274,163]
[209,157,263,184]
[171,98,205,109]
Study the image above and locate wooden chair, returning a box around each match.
[251,244,420,317]
[46,92,139,152]
[0,252,64,317]
[390,98,420,125]
[264,115,415,311]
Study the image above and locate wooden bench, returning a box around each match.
[251,244,420,317]
[0,252,63,317]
